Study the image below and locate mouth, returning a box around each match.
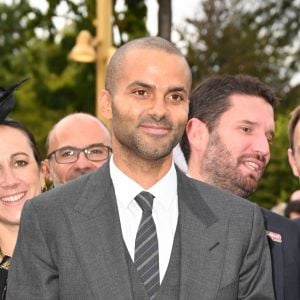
[244,161,261,171]
[242,159,265,179]
[0,192,26,204]
[140,124,171,135]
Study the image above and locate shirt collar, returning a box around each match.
[110,155,177,210]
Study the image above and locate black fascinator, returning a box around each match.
[0,78,29,122]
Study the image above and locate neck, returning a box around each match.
[187,164,205,182]
[0,223,19,257]
[113,152,173,189]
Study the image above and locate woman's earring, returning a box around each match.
[41,184,47,193]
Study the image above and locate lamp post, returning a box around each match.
[69,0,114,120]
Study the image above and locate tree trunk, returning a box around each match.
[158,0,172,41]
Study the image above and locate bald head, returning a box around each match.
[45,113,111,186]
[46,113,110,152]
[105,36,192,95]
[290,190,300,201]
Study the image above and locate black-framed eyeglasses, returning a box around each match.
[47,143,112,164]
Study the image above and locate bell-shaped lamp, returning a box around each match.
[69,30,96,63]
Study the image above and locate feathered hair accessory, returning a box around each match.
[0,78,29,122]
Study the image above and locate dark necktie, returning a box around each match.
[134,191,160,299]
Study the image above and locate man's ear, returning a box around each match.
[98,89,112,121]
[186,118,209,151]
[38,160,49,190]
[42,159,53,182]
[288,148,300,177]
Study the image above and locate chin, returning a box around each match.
[3,217,21,226]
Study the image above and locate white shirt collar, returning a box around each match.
[110,155,177,210]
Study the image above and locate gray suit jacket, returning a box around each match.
[7,162,274,299]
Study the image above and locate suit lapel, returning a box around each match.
[268,240,284,300]
[177,171,229,300]
[262,210,284,300]
[63,163,133,299]
[60,164,231,299]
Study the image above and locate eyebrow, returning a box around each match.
[55,143,107,150]
[126,81,188,95]
[167,86,188,96]
[11,152,30,159]
[239,120,275,137]
[126,81,154,90]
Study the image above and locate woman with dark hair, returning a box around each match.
[0,81,46,299]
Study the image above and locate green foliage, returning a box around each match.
[114,0,148,44]
[0,0,148,157]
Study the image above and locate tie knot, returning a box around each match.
[135,191,154,213]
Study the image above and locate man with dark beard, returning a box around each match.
[181,74,300,300]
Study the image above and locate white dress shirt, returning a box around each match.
[110,157,178,282]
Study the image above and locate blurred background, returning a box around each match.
[0,0,299,207]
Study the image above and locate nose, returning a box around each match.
[253,134,270,162]
[148,97,168,121]
[73,152,95,171]
[0,167,21,187]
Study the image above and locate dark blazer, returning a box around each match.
[261,208,300,300]
[293,217,300,231]
[7,163,274,299]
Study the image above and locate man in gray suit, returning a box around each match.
[7,37,274,299]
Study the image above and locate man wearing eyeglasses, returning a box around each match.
[44,112,111,186]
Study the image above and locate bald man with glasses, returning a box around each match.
[45,112,111,186]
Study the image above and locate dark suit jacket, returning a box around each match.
[261,208,300,300]
[7,163,274,299]
[293,217,300,231]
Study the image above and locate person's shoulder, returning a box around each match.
[261,207,300,234]
[177,169,259,222]
[261,207,294,227]
[180,171,255,206]
[293,218,300,232]
[293,217,300,226]
[30,164,110,209]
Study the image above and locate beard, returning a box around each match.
[111,106,186,161]
[200,131,266,198]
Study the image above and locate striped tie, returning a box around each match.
[134,191,160,299]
